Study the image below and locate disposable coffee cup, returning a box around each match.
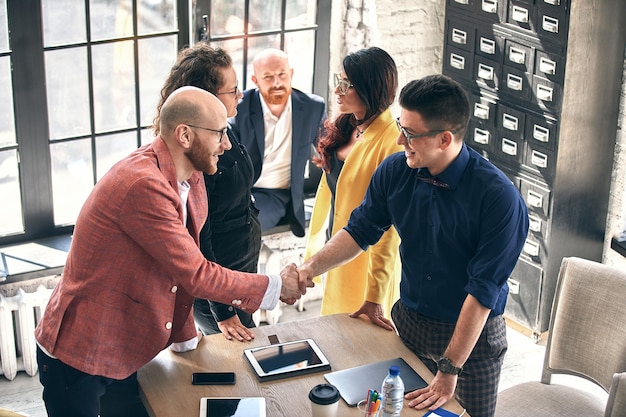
[309,383,341,417]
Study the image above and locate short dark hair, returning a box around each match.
[153,42,232,134]
[399,74,470,141]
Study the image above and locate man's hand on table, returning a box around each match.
[350,301,396,331]
[217,315,255,342]
[405,372,457,412]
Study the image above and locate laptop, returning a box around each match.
[324,357,428,406]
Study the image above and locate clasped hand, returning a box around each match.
[279,263,315,304]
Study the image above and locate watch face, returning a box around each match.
[438,357,462,375]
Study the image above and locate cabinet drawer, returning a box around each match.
[475,28,504,63]
[534,49,565,84]
[467,120,495,153]
[523,142,556,182]
[501,65,532,101]
[505,257,543,331]
[506,0,537,33]
[525,113,558,151]
[474,55,501,91]
[495,132,524,165]
[444,45,474,81]
[470,92,498,127]
[527,212,548,239]
[447,0,475,13]
[536,7,569,44]
[520,178,551,217]
[476,0,505,22]
[532,75,563,114]
[497,103,525,139]
[504,39,534,73]
[447,18,475,53]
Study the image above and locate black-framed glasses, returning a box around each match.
[333,73,353,95]
[395,118,454,143]
[186,124,228,143]
[216,85,240,97]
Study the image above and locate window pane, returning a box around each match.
[0,56,15,146]
[95,132,136,180]
[141,127,155,146]
[45,48,91,139]
[210,38,245,90]
[0,0,8,52]
[42,0,86,47]
[92,41,137,132]
[90,0,133,41]
[210,3,244,37]
[0,149,24,234]
[51,139,93,226]
[249,0,282,32]
[138,0,177,35]
[138,35,177,127]
[285,0,317,29]
[285,30,315,93]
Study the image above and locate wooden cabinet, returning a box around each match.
[443,0,626,339]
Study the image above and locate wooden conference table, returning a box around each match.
[138,314,468,417]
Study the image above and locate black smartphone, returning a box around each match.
[191,372,236,385]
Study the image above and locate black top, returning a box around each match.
[325,151,344,242]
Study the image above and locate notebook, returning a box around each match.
[324,357,428,406]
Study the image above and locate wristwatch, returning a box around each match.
[437,356,463,375]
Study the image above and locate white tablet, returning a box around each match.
[199,397,265,417]
[243,338,331,382]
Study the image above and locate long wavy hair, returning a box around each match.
[314,47,398,172]
[152,42,232,135]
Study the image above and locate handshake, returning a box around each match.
[278,263,316,304]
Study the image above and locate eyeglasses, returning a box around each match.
[333,73,353,96]
[186,124,228,143]
[395,118,455,143]
[216,85,240,97]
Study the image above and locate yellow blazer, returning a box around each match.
[305,109,402,316]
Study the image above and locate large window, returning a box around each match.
[0,0,190,245]
[0,0,329,247]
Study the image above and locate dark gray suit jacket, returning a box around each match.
[229,88,326,236]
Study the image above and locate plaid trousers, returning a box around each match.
[391,300,508,417]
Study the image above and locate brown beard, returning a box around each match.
[185,137,217,175]
[260,86,291,105]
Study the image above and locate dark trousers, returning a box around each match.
[37,346,150,417]
[252,188,291,231]
[391,300,508,417]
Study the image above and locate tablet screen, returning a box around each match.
[243,338,331,381]
[199,397,265,417]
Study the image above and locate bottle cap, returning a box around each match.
[309,383,341,405]
[389,365,400,376]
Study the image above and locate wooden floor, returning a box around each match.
[0,298,605,416]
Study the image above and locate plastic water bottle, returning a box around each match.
[381,365,404,417]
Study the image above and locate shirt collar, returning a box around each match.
[417,143,469,190]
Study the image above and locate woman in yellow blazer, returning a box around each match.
[304,47,402,329]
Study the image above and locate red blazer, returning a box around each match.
[35,137,269,379]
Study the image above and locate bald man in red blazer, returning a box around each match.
[35,87,307,417]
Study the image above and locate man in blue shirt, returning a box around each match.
[298,75,529,417]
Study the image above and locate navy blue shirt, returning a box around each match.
[345,144,529,322]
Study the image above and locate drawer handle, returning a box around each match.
[506,74,523,91]
[508,278,520,295]
[473,128,490,145]
[450,53,465,70]
[543,0,560,6]
[452,28,467,45]
[454,0,470,4]
[474,103,490,120]
[537,84,554,102]
[482,0,498,14]
[512,6,529,23]
[527,190,543,208]
[533,125,550,142]
[523,240,540,257]
[502,113,519,131]
[509,47,526,64]
[478,63,495,80]
[531,150,548,168]
[501,138,518,156]
[529,215,542,233]
[539,57,557,75]
[542,16,560,33]
[479,37,496,55]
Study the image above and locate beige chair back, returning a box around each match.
[605,372,626,417]
[542,257,626,391]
